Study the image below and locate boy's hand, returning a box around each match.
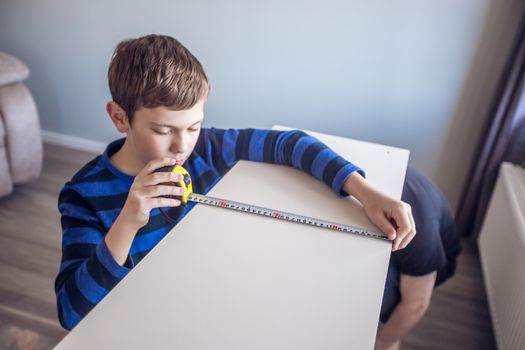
[119,158,186,231]
[360,190,415,251]
[343,173,416,251]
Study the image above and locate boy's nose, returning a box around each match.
[170,136,187,154]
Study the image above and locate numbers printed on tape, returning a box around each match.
[158,164,390,242]
[188,193,390,241]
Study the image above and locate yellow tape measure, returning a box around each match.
[156,165,389,241]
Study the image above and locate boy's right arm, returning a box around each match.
[55,158,183,330]
[104,158,184,264]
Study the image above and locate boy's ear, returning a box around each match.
[106,101,130,132]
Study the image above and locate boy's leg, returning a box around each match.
[375,271,436,350]
[375,330,400,350]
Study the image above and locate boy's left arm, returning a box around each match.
[201,128,415,250]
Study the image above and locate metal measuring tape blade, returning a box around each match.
[156,164,390,241]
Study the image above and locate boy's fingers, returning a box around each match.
[399,228,416,250]
[392,205,412,250]
[137,158,178,179]
[142,171,183,187]
[372,211,397,241]
[398,208,416,249]
[150,197,181,208]
[141,185,185,198]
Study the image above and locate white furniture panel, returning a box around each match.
[54,127,409,349]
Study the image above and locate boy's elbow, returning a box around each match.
[57,304,73,330]
[56,293,81,331]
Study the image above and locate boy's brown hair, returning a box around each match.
[108,34,210,124]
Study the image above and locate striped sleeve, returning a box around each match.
[55,186,133,330]
[199,128,365,196]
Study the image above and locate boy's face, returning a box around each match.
[125,99,205,168]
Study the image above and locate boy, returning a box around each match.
[55,34,415,331]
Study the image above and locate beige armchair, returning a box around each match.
[0,52,43,197]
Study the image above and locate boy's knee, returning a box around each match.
[399,272,435,319]
[403,298,430,318]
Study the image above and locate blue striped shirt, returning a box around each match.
[55,128,364,330]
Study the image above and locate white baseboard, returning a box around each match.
[41,130,107,154]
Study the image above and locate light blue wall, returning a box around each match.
[1,0,524,210]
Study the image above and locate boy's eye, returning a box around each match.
[153,127,200,135]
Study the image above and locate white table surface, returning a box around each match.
[54,126,409,350]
